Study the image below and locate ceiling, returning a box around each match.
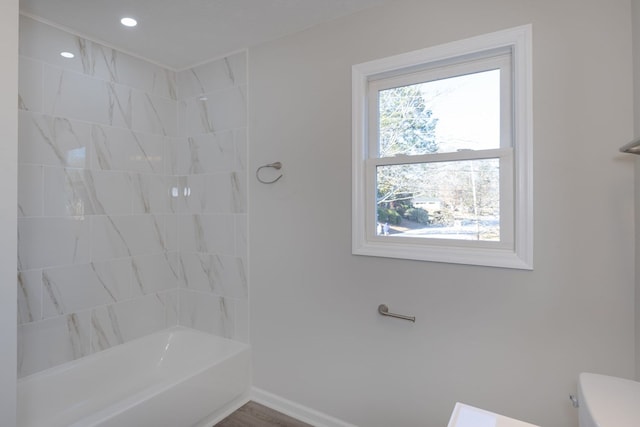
[20,0,392,70]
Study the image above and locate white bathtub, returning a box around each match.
[17,327,251,427]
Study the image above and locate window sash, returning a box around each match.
[365,149,514,250]
[367,53,513,159]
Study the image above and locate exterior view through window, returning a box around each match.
[375,69,501,241]
[353,25,532,269]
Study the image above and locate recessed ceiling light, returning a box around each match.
[60,51,75,59]
[120,17,137,27]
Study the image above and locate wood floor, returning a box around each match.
[215,401,313,427]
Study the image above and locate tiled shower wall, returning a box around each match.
[173,51,248,342]
[17,16,248,378]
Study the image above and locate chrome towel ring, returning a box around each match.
[256,161,283,184]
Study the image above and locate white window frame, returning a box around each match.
[352,25,533,269]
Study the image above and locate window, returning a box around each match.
[352,25,533,269]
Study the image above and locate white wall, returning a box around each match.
[633,0,640,381]
[0,0,19,424]
[248,1,635,426]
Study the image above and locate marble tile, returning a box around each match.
[160,289,179,327]
[177,252,247,299]
[131,253,180,296]
[230,172,247,214]
[178,290,234,338]
[43,66,132,128]
[234,128,247,172]
[90,293,173,353]
[178,85,246,136]
[92,42,177,100]
[235,215,248,259]
[91,125,165,174]
[87,170,134,214]
[132,91,177,137]
[43,168,133,216]
[131,173,172,214]
[164,137,181,175]
[87,259,133,301]
[18,57,43,112]
[18,270,42,325]
[167,175,182,212]
[18,217,91,270]
[175,252,215,292]
[91,215,167,262]
[174,175,206,213]
[171,131,237,175]
[19,16,92,75]
[18,312,91,378]
[174,173,246,214]
[18,164,43,217]
[43,168,92,216]
[164,214,179,252]
[215,255,247,299]
[178,214,236,255]
[234,298,249,344]
[90,305,124,353]
[177,52,246,100]
[90,43,119,84]
[41,260,132,318]
[206,172,247,214]
[19,111,91,168]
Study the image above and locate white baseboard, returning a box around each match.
[250,387,357,427]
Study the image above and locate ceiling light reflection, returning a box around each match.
[120,17,138,27]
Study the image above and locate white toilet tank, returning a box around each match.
[578,373,640,427]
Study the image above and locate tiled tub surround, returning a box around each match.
[174,51,248,343]
[17,15,248,378]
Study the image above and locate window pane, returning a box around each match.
[378,70,500,157]
[376,159,500,241]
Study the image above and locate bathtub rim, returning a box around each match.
[17,325,249,384]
